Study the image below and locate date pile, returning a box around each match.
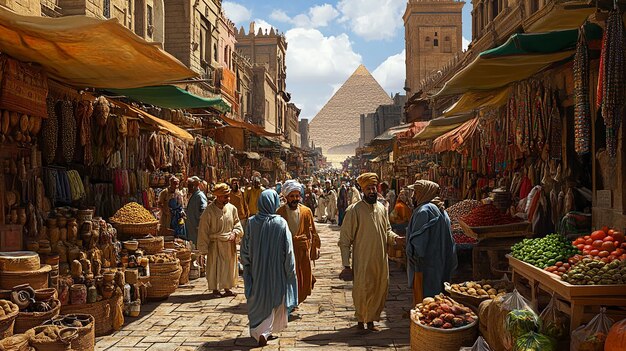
[461,204,522,227]
[412,294,477,329]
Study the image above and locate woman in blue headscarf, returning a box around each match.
[241,189,297,346]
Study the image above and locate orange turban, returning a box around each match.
[212,183,231,197]
[357,173,379,189]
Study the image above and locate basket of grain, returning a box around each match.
[109,202,158,238]
[0,299,19,338]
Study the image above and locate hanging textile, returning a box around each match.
[574,26,591,155]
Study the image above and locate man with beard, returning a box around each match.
[229,178,248,225]
[198,183,243,297]
[338,173,403,332]
[277,180,320,305]
[185,176,208,246]
[245,177,264,217]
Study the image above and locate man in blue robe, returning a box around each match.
[241,189,297,346]
[406,180,457,303]
[185,176,207,246]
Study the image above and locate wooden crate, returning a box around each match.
[0,224,23,251]
[458,219,532,241]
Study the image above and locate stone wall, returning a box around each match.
[1,0,41,16]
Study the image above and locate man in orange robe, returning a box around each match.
[277,179,320,305]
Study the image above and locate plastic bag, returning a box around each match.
[513,331,556,351]
[571,308,614,351]
[462,336,492,351]
[539,294,569,341]
[501,289,541,349]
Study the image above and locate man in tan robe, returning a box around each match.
[229,178,248,222]
[338,172,402,332]
[277,180,320,305]
[198,183,243,297]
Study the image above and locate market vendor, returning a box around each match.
[185,176,207,246]
[406,180,457,304]
[389,189,413,235]
[158,176,184,234]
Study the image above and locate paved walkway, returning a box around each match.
[96,223,412,351]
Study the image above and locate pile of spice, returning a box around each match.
[448,200,481,244]
[461,204,522,227]
[110,202,155,223]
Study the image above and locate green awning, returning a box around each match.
[107,85,231,113]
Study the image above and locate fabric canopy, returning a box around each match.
[110,99,194,142]
[433,117,480,153]
[220,114,283,137]
[371,123,414,143]
[443,87,512,116]
[414,113,475,140]
[436,25,602,96]
[0,8,196,88]
[524,1,596,33]
[107,85,231,113]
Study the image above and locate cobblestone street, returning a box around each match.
[96,223,412,351]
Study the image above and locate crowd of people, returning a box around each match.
[155,171,457,346]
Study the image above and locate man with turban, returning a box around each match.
[406,180,457,304]
[229,178,248,225]
[198,183,244,297]
[277,180,320,305]
[241,189,297,346]
[338,172,402,332]
[185,176,207,245]
[323,180,338,224]
[245,177,264,218]
[158,176,184,234]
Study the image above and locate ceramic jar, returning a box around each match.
[48,224,60,245]
[67,219,78,242]
[87,285,98,303]
[70,284,87,305]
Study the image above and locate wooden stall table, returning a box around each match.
[458,220,532,280]
[508,255,626,333]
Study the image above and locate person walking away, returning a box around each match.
[229,178,249,228]
[324,180,338,224]
[185,176,207,246]
[337,183,349,226]
[158,176,184,234]
[381,181,396,214]
[277,180,320,305]
[338,173,402,332]
[303,187,318,217]
[316,186,327,223]
[348,181,362,205]
[245,177,264,217]
[241,190,297,346]
[197,183,243,297]
[406,180,457,304]
[389,189,413,235]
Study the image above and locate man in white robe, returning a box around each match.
[198,183,243,297]
[324,180,338,224]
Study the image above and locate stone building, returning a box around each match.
[217,9,238,116]
[359,94,407,146]
[403,0,464,94]
[309,65,392,157]
[299,118,311,150]
[164,0,221,97]
[233,50,253,122]
[286,102,301,148]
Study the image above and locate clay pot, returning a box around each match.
[67,219,78,242]
[48,225,60,245]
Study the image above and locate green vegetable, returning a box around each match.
[511,234,580,269]
[513,331,556,351]
[506,309,541,340]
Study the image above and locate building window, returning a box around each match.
[103,0,110,18]
[200,24,208,65]
[214,43,218,62]
[146,4,153,38]
[425,36,432,49]
[443,36,452,53]
[434,39,439,47]
[492,0,499,19]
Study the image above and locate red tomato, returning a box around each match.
[603,236,615,242]
[601,241,615,252]
[563,263,570,269]
[613,248,624,256]
[602,226,609,233]
[584,235,591,240]
[590,249,600,256]
[574,238,585,245]
[598,250,610,258]
[620,254,626,260]
[576,244,585,250]
[612,231,624,242]
[622,242,626,249]
[601,257,610,263]
[592,240,604,248]
[591,230,606,240]
[583,250,590,255]
[585,238,593,245]
[608,255,617,262]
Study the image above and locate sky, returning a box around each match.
[223,0,472,121]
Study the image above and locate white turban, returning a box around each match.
[282,179,302,197]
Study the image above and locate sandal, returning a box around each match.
[223,290,237,297]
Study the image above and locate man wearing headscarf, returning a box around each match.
[324,180,338,224]
[197,183,244,297]
[241,190,297,346]
[337,182,349,226]
[338,172,401,332]
[315,184,327,223]
[158,176,184,234]
[229,178,248,224]
[389,189,413,235]
[245,177,264,217]
[348,181,362,205]
[277,180,320,305]
[406,180,457,304]
[185,176,208,246]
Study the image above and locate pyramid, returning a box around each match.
[309,64,393,156]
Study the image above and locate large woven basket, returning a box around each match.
[147,267,182,301]
[0,251,40,272]
[410,314,477,351]
[0,329,32,350]
[14,298,61,333]
[60,293,123,336]
[44,314,95,351]
[444,280,514,313]
[149,260,180,275]
[137,236,164,254]
[0,264,51,290]
[0,308,18,339]
[30,325,78,351]
[111,221,159,238]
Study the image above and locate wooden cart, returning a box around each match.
[457,220,532,279]
[508,255,626,333]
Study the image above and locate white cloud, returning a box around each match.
[284,28,362,119]
[270,4,339,29]
[222,2,251,26]
[337,0,406,41]
[462,37,470,51]
[372,50,405,94]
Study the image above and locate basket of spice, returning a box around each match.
[0,299,19,338]
[109,202,158,238]
[458,204,530,241]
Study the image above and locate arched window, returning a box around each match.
[224,47,228,66]
[434,39,439,47]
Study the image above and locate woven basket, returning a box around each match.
[410,315,477,351]
[179,259,191,285]
[149,260,180,275]
[137,236,164,254]
[60,293,123,336]
[147,267,182,301]
[0,251,41,272]
[0,264,51,290]
[30,325,77,351]
[0,329,32,350]
[14,298,61,333]
[44,314,95,351]
[444,280,514,313]
[111,221,159,238]
[176,249,191,262]
[0,305,18,338]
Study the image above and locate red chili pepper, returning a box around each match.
[461,204,522,227]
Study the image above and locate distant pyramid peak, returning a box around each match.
[352,64,370,76]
